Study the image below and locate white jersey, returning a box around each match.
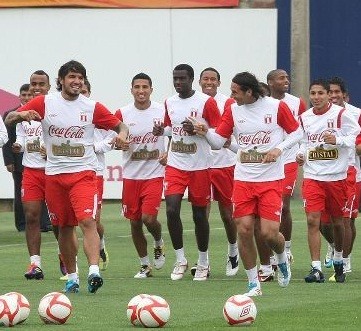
[15,121,46,169]
[216,96,301,182]
[299,103,360,181]
[116,101,165,180]
[0,115,8,147]
[279,93,306,164]
[17,92,121,175]
[164,90,221,171]
[211,92,236,168]
[94,128,117,176]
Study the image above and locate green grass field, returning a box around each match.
[1,199,361,330]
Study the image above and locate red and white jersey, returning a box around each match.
[94,128,117,176]
[115,101,165,179]
[16,120,46,169]
[164,90,221,170]
[216,96,299,182]
[17,92,120,175]
[211,93,236,168]
[279,93,307,164]
[299,102,360,181]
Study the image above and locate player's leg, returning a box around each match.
[96,175,108,271]
[254,222,274,282]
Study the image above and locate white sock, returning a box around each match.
[333,250,343,263]
[228,242,238,257]
[197,250,209,267]
[68,272,78,283]
[88,264,100,276]
[311,260,322,271]
[175,248,186,263]
[245,266,259,284]
[285,240,291,252]
[259,264,272,273]
[140,256,150,266]
[154,238,164,248]
[276,250,287,264]
[30,255,41,268]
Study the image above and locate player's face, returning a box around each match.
[269,71,289,94]
[328,84,345,107]
[309,85,329,111]
[230,82,253,105]
[81,85,90,98]
[60,71,84,100]
[199,71,220,97]
[29,74,50,97]
[131,79,152,104]
[19,90,32,105]
[173,70,193,96]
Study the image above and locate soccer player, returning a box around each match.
[198,67,238,276]
[297,79,359,283]
[193,72,302,295]
[153,64,221,281]
[5,60,128,293]
[255,69,306,282]
[115,73,166,279]
[321,77,361,276]
[81,79,114,271]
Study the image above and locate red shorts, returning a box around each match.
[232,180,283,222]
[97,176,104,209]
[344,166,356,218]
[164,166,210,207]
[302,178,347,218]
[21,167,46,202]
[45,171,98,227]
[122,177,163,221]
[352,181,361,219]
[210,166,234,206]
[283,162,298,196]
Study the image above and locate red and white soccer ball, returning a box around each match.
[0,295,21,327]
[4,292,30,324]
[38,292,72,325]
[136,295,170,328]
[127,294,151,326]
[223,294,257,326]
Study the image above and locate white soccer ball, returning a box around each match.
[38,292,72,324]
[0,295,21,327]
[127,293,151,326]
[223,294,257,326]
[4,292,30,324]
[136,295,170,328]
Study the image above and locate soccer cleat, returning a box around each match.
[226,255,239,277]
[270,255,278,271]
[153,246,166,270]
[171,261,188,280]
[24,264,44,280]
[99,248,109,271]
[243,282,262,297]
[190,263,211,277]
[324,244,334,268]
[59,254,67,276]
[344,257,352,273]
[193,265,210,281]
[63,280,79,293]
[134,265,152,279]
[258,269,275,282]
[87,273,103,293]
[333,261,346,283]
[304,267,325,283]
[277,261,291,287]
[286,251,294,264]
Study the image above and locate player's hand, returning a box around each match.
[187,117,208,136]
[6,164,14,173]
[296,153,305,165]
[158,152,168,166]
[223,138,231,148]
[40,145,47,159]
[12,143,22,154]
[21,110,41,124]
[262,148,281,163]
[114,133,130,151]
[323,133,336,145]
[152,123,164,136]
[181,118,196,136]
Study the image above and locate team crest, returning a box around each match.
[80,112,88,122]
[153,118,163,126]
[190,108,198,118]
[264,114,272,124]
[327,119,334,128]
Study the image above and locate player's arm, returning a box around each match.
[5,96,44,126]
[334,110,360,148]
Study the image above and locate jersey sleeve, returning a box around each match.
[277,101,300,133]
[215,104,235,138]
[93,102,120,130]
[298,98,307,115]
[17,95,46,119]
[163,101,172,127]
[114,109,123,121]
[202,97,221,128]
[224,98,235,111]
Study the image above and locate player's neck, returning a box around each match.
[179,90,195,99]
[134,100,151,110]
[271,91,285,100]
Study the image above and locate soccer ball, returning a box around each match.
[38,292,72,324]
[127,294,151,326]
[0,295,21,327]
[223,294,257,326]
[4,292,30,324]
[136,295,170,328]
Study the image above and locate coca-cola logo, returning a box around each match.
[48,125,85,139]
[128,132,159,144]
[238,131,271,145]
[307,129,336,143]
[172,126,188,136]
[24,125,42,137]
